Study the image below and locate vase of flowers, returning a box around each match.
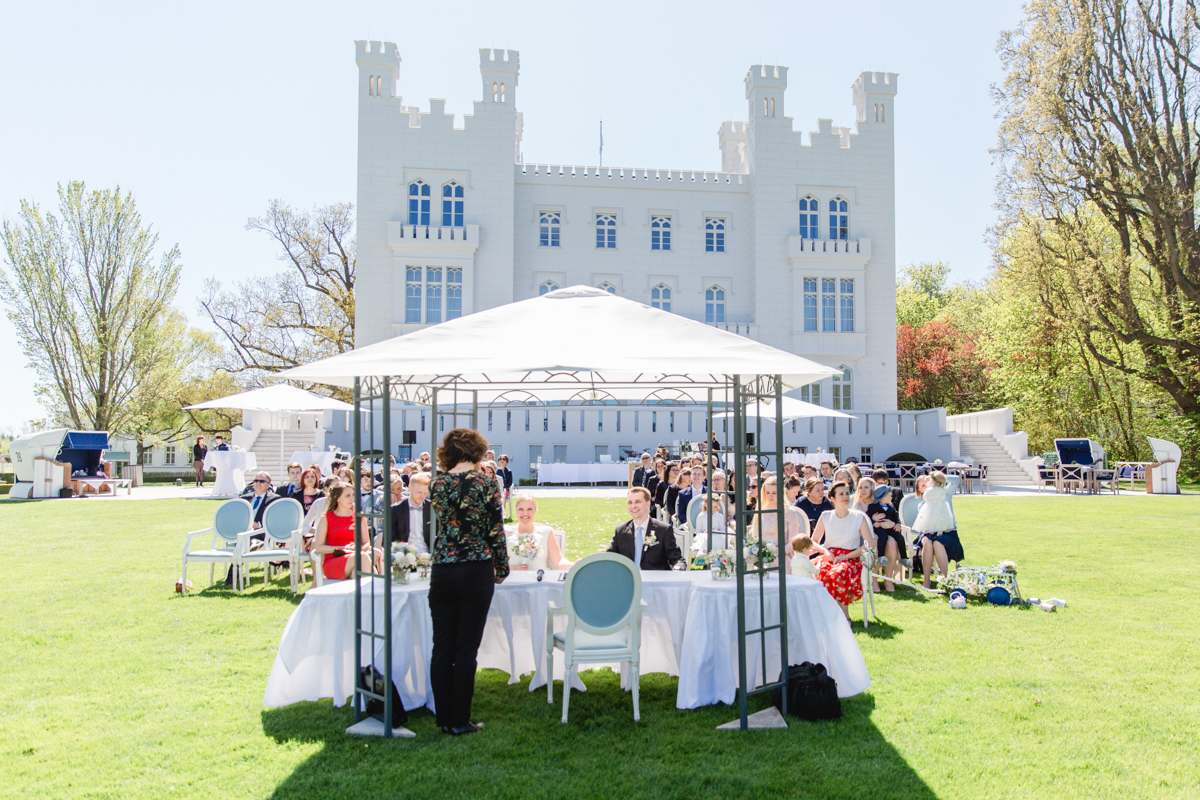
[391,543,417,584]
[744,541,778,571]
[416,552,432,580]
[710,549,735,580]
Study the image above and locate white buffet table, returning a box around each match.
[537,463,629,485]
[263,570,869,713]
[203,450,258,497]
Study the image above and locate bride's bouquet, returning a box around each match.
[510,532,540,563]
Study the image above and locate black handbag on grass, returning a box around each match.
[772,661,842,721]
[359,666,408,728]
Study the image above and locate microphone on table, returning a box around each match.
[536,569,545,582]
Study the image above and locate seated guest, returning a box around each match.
[481,461,503,506]
[645,458,665,499]
[418,451,431,468]
[801,464,818,482]
[330,459,346,475]
[295,467,325,517]
[654,462,679,515]
[782,461,796,480]
[314,480,376,581]
[812,480,876,620]
[783,475,804,507]
[504,493,573,571]
[851,476,876,514]
[868,484,904,592]
[384,471,432,553]
[797,478,833,533]
[302,476,341,534]
[633,452,655,487]
[833,467,854,490]
[666,467,691,524]
[676,465,707,522]
[278,462,304,499]
[912,472,964,589]
[818,460,835,485]
[607,487,684,570]
[745,457,760,482]
[751,477,803,573]
[872,467,902,506]
[693,471,730,552]
[400,461,417,487]
[213,434,230,452]
[226,471,279,586]
[389,470,406,505]
[846,463,863,488]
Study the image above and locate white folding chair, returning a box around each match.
[672,526,693,568]
[546,553,644,724]
[181,499,252,592]
[241,498,304,592]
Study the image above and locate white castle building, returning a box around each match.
[332,42,1034,484]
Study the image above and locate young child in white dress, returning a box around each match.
[789,534,829,580]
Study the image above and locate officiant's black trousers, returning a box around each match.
[429,561,495,729]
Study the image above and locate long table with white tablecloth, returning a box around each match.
[536,463,629,485]
[262,570,870,713]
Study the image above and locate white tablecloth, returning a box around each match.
[203,451,257,497]
[537,463,630,484]
[289,451,339,475]
[263,571,869,712]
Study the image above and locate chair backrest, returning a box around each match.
[898,494,919,528]
[564,553,642,635]
[899,464,917,478]
[262,497,303,544]
[213,499,253,545]
[686,495,706,532]
[673,527,692,566]
[553,529,566,558]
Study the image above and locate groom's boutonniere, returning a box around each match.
[643,531,658,549]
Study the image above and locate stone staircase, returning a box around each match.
[249,429,318,485]
[957,434,1035,487]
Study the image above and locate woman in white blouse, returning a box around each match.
[812,480,876,620]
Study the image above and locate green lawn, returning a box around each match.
[1,494,1196,799]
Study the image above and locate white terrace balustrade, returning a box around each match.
[517,164,746,189]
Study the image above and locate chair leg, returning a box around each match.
[562,662,574,724]
[631,663,640,722]
[209,563,215,588]
[181,558,188,595]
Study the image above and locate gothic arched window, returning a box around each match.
[442,182,464,227]
[828,197,849,240]
[799,196,818,239]
[408,181,430,226]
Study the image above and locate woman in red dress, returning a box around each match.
[812,480,876,620]
[313,481,373,580]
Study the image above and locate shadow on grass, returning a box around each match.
[852,619,903,640]
[261,670,940,800]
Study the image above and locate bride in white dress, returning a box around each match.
[504,492,573,571]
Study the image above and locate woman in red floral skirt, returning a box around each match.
[812,480,876,620]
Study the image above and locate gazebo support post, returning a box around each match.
[727,374,789,731]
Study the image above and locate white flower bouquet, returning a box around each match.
[744,540,778,570]
[510,532,539,565]
[391,543,418,583]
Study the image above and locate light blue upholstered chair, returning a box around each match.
[180,498,253,592]
[241,497,305,593]
[546,552,644,723]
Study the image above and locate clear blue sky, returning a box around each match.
[0,0,1025,431]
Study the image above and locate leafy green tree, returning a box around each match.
[0,182,185,434]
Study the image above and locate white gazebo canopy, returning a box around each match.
[185,384,355,414]
[713,397,854,422]
[280,286,841,402]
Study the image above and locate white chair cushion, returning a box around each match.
[554,628,628,651]
[241,549,291,561]
[187,550,234,560]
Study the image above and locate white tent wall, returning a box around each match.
[324,401,958,480]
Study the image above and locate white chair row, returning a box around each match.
[181,498,310,594]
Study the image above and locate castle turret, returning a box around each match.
[744,65,788,122]
[355,40,399,100]
[718,121,748,173]
[479,49,519,109]
[852,71,898,128]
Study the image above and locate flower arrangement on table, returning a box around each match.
[416,552,432,580]
[391,543,418,583]
[744,540,778,570]
[510,532,539,565]
[709,548,736,580]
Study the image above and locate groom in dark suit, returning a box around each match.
[607,487,684,570]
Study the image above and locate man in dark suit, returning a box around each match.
[214,435,230,451]
[607,487,684,570]
[225,471,279,585]
[277,462,304,499]
[632,452,654,487]
[386,472,432,552]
